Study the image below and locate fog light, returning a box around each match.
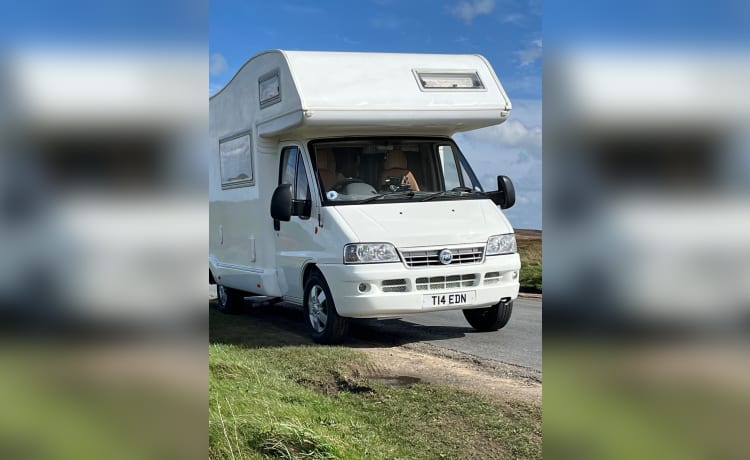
[511,271,518,280]
[358,283,370,293]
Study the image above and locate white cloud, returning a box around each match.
[516,39,542,67]
[503,74,542,96]
[455,99,543,228]
[467,119,542,154]
[452,0,495,24]
[209,53,228,76]
[462,99,543,156]
[501,13,524,24]
[509,98,543,127]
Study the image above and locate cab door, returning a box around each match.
[274,145,316,303]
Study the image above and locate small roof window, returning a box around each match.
[259,71,281,108]
[414,71,484,90]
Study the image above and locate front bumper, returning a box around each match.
[317,253,521,318]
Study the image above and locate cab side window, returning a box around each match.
[437,145,463,190]
[279,146,311,219]
[295,154,310,202]
[280,147,298,186]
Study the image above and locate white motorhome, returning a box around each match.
[209,50,520,343]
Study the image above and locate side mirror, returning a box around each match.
[488,175,516,209]
[270,184,293,226]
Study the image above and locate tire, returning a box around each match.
[303,271,349,344]
[216,284,245,314]
[463,300,513,331]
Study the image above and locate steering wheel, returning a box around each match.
[332,178,377,195]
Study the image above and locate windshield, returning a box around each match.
[309,138,484,204]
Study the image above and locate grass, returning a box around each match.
[544,341,750,459]
[209,310,542,460]
[0,348,205,460]
[517,231,542,293]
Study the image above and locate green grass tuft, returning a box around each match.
[517,234,542,293]
[209,310,542,459]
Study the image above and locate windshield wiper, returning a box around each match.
[358,190,417,204]
[421,187,484,202]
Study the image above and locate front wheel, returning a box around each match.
[303,272,349,344]
[463,300,513,331]
[216,284,245,314]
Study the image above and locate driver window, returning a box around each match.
[279,146,312,219]
[280,147,297,186]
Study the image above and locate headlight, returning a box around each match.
[344,243,400,264]
[486,234,517,256]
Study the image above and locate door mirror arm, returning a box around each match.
[292,199,312,219]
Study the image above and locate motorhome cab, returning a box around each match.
[209,50,520,343]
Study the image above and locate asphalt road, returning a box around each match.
[211,287,542,372]
[359,297,542,372]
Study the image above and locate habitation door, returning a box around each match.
[274,145,316,303]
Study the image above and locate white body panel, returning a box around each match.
[209,50,519,318]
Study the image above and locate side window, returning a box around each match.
[259,71,281,109]
[459,155,482,191]
[279,146,311,220]
[219,133,254,189]
[438,145,462,190]
[279,147,298,186]
[295,154,310,201]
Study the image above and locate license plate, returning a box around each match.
[422,291,476,308]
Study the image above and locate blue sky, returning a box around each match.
[210,0,542,229]
[2,1,747,231]
[0,1,205,45]
[544,0,750,46]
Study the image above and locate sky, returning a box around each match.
[2,1,747,231]
[210,0,542,229]
[544,0,750,46]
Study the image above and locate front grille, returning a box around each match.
[415,274,478,291]
[484,271,501,285]
[401,246,484,268]
[382,279,408,293]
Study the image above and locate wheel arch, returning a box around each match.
[301,262,320,287]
